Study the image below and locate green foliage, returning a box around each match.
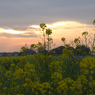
[20,46,26,55]
[40,23,47,32]
[62,48,73,57]
[37,42,44,52]
[93,20,95,24]
[75,45,90,56]
[61,37,66,45]
[65,44,70,48]
[47,38,53,51]
[61,37,65,42]
[1,20,95,95]
[82,31,88,46]
[0,53,95,94]
[46,28,52,52]
[46,28,52,35]
[74,38,80,46]
[82,31,88,36]
[21,46,26,52]
[93,46,95,50]
[49,46,65,55]
[47,38,53,42]
[30,44,37,50]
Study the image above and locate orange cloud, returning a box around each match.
[0,21,94,52]
[30,21,94,50]
[30,21,93,43]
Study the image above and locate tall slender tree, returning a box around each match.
[82,31,88,47]
[46,28,52,52]
[65,44,70,48]
[93,20,95,25]
[40,23,47,51]
[30,44,37,52]
[37,42,44,52]
[92,20,95,50]
[61,37,66,46]
[20,46,26,56]
[47,38,53,51]
[74,38,80,46]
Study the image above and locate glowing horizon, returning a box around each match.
[0,21,94,52]
[30,21,67,28]
[0,21,93,35]
[0,28,23,34]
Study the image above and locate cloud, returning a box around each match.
[0,21,93,39]
[0,26,40,38]
[0,32,38,38]
[0,0,95,30]
[0,20,94,52]
[30,21,94,43]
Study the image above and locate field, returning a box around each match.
[0,49,95,95]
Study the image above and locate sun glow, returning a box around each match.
[47,22,66,27]
[0,28,23,34]
[30,25,40,28]
[0,21,93,52]
[3,30,22,34]
[29,21,93,39]
[30,22,67,28]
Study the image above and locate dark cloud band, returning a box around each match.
[0,0,95,30]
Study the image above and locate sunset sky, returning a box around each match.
[0,0,95,52]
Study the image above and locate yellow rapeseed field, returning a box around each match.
[0,49,95,95]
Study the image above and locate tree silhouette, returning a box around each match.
[74,38,80,46]
[61,37,66,46]
[75,45,90,56]
[30,44,37,52]
[65,44,70,48]
[40,23,47,51]
[49,46,65,55]
[93,20,95,25]
[20,46,26,55]
[82,31,88,47]
[47,38,53,51]
[37,42,44,53]
[46,28,52,52]
[92,20,95,51]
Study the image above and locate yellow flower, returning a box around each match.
[89,82,94,88]
[51,72,62,80]
[83,69,89,75]
[49,91,51,94]
[24,63,35,71]
[70,86,75,92]
[79,91,83,95]
[0,82,2,86]
[30,69,35,73]
[42,90,46,94]
[77,84,82,90]
[76,75,88,86]
[32,88,34,92]
[3,87,7,91]
[35,92,39,95]
[89,76,93,80]
[91,71,93,74]
[80,57,95,69]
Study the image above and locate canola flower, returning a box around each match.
[0,53,95,94]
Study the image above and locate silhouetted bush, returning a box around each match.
[75,45,90,56]
[49,46,65,55]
